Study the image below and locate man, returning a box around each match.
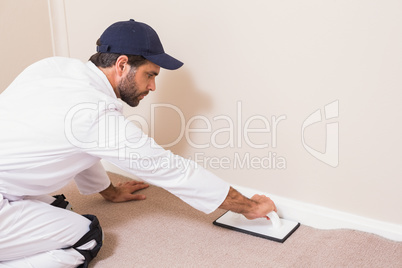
[0,19,276,267]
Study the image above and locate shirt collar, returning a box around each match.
[86,61,117,99]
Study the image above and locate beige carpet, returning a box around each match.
[53,172,402,267]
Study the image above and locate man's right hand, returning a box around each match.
[219,187,277,220]
[242,194,277,220]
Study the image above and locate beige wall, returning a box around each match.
[2,0,401,226]
[63,0,402,225]
[0,0,53,92]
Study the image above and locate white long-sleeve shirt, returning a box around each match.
[0,57,229,213]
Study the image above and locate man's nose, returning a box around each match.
[147,78,156,92]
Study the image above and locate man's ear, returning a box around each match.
[115,55,129,77]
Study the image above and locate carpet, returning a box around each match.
[53,172,402,267]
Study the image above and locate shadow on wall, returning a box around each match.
[152,68,212,157]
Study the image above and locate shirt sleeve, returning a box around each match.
[74,161,111,195]
[82,109,230,214]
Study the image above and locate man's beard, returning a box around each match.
[118,69,143,107]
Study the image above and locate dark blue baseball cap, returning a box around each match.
[97,19,183,70]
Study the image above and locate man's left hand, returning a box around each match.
[100,180,149,202]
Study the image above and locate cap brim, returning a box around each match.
[144,53,183,70]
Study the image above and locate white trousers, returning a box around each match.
[0,194,91,268]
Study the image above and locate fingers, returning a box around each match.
[250,194,277,217]
[126,182,148,201]
[113,180,150,203]
[129,182,150,193]
[127,194,147,201]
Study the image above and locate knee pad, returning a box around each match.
[71,214,103,268]
[51,194,73,210]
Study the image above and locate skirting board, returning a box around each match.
[231,184,402,242]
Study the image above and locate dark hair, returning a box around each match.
[89,39,148,68]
